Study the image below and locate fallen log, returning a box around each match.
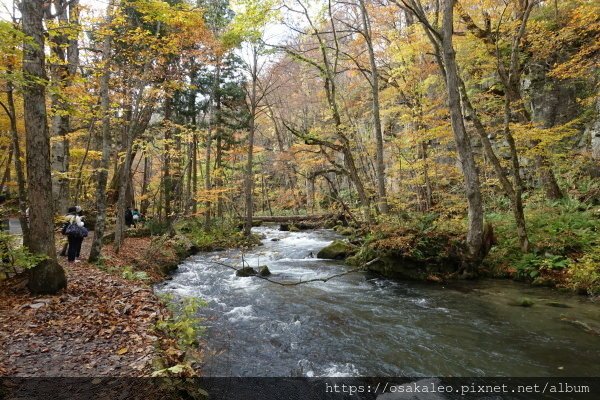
[250,214,335,223]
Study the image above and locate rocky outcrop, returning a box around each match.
[586,97,600,162]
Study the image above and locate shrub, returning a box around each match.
[1,232,47,277]
[121,265,150,281]
[515,253,570,279]
[157,295,206,348]
[568,248,600,295]
[145,218,170,236]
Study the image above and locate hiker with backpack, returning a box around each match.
[132,208,141,228]
[125,207,134,228]
[61,207,88,262]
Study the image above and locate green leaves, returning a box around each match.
[156,295,206,348]
[0,232,48,274]
[223,0,279,47]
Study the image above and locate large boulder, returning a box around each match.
[317,240,357,260]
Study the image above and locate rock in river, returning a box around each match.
[236,267,257,277]
[316,240,357,260]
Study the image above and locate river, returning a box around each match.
[156,226,600,377]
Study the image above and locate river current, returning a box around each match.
[156,226,600,377]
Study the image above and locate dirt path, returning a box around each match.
[0,236,168,376]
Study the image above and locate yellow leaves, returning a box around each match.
[194,187,232,203]
[116,347,129,355]
[511,121,579,159]
[527,1,600,80]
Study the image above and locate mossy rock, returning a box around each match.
[159,262,179,275]
[258,265,271,277]
[338,227,354,236]
[508,297,535,307]
[236,267,257,277]
[171,234,196,257]
[289,224,300,232]
[364,256,434,280]
[323,219,338,229]
[317,240,357,260]
[296,221,320,230]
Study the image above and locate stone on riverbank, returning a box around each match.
[258,266,271,277]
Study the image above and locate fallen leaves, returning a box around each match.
[0,237,170,377]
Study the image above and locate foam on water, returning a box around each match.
[224,305,257,323]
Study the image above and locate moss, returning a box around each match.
[175,218,263,251]
[508,298,535,307]
[316,240,357,260]
[258,266,271,276]
[288,224,300,232]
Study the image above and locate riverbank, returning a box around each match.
[0,237,166,376]
[0,220,267,377]
[0,230,213,377]
[321,199,600,297]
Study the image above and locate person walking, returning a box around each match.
[125,207,134,228]
[132,208,141,228]
[60,206,78,257]
[62,208,87,262]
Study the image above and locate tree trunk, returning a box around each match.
[0,145,12,198]
[162,97,175,235]
[22,0,66,294]
[192,133,198,214]
[114,135,134,253]
[49,0,79,214]
[6,79,31,247]
[204,127,212,228]
[359,0,388,214]
[440,0,484,265]
[244,48,258,236]
[89,2,113,262]
[140,153,151,216]
[204,60,221,228]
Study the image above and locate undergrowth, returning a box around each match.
[153,294,207,378]
[486,198,600,294]
[175,218,262,250]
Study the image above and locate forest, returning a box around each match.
[0,0,599,386]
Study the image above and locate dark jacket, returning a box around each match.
[125,209,134,225]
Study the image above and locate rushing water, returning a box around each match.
[156,226,600,377]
